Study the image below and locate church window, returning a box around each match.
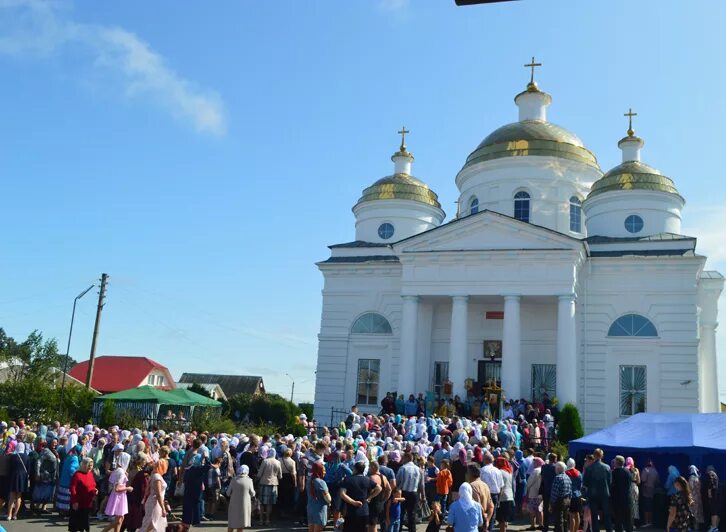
[433,361,449,398]
[608,314,658,337]
[624,214,644,234]
[569,196,582,232]
[531,364,557,403]
[513,191,530,222]
[619,365,646,416]
[357,359,380,406]
[351,313,393,334]
[378,222,395,240]
[469,197,479,215]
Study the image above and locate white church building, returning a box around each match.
[312,67,723,432]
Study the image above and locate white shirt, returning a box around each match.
[480,463,505,495]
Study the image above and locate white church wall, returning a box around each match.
[579,257,703,432]
[313,264,402,422]
[353,200,445,243]
[583,190,683,238]
[455,156,599,235]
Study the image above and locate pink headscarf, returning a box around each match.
[625,457,635,470]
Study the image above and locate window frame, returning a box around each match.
[469,196,479,215]
[619,365,647,417]
[148,375,155,385]
[513,190,531,223]
[607,314,658,337]
[569,196,582,232]
[356,358,381,407]
[351,313,393,334]
[377,222,395,240]
[624,214,644,234]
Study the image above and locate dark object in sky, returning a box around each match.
[455,0,518,4]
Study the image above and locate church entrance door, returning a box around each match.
[478,360,501,388]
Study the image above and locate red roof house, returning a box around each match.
[69,355,176,394]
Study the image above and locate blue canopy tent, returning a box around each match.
[569,412,726,477]
[569,413,726,524]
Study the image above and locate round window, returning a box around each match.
[624,214,644,234]
[378,222,395,240]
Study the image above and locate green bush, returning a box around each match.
[558,402,584,443]
[551,440,569,461]
[228,393,301,427]
[99,400,116,428]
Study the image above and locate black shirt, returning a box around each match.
[342,474,376,517]
[239,451,259,480]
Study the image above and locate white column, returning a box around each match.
[449,296,469,398]
[556,294,578,405]
[700,321,720,412]
[398,295,419,396]
[501,296,521,400]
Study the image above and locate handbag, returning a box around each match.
[174,482,184,497]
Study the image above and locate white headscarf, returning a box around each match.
[65,433,78,453]
[238,464,250,476]
[456,482,476,512]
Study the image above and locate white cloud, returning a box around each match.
[0,0,226,135]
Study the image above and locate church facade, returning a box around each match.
[312,69,723,433]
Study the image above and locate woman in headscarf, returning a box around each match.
[565,458,582,532]
[307,461,331,532]
[702,465,720,532]
[525,457,544,530]
[68,456,97,532]
[102,452,133,532]
[687,465,704,528]
[182,453,209,529]
[512,450,526,515]
[227,464,255,532]
[6,441,29,520]
[624,457,640,525]
[140,458,168,532]
[257,446,282,526]
[495,456,514,532]
[451,447,468,501]
[665,465,681,496]
[57,444,82,515]
[31,440,57,514]
[447,482,484,532]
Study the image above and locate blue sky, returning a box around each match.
[2,0,726,406]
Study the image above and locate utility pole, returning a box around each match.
[85,273,109,389]
[290,381,295,405]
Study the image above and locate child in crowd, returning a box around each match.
[426,501,443,532]
[436,459,452,516]
[385,487,405,532]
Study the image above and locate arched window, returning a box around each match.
[351,313,392,334]
[569,196,582,232]
[608,314,658,337]
[514,191,530,222]
[469,196,479,215]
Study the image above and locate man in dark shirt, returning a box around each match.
[583,448,612,532]
[540,453,557,532]
[381,393,396,415]
[340,461,382,531]
[377,454,397,492]
[610,456,633,532]
[238,440,259,480]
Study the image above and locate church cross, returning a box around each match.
[524,56,542,84]
[624,108,637,136]
[398,126,410,151]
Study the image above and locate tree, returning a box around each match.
[0,328,66,382]
[558,402,584,443]
[189,383,212,398]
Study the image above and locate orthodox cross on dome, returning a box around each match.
[624,108,638,137]
[524,56,542,86]
[398,126,410,152]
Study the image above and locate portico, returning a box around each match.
[396,291,578,405]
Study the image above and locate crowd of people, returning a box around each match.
[0,404,721,532]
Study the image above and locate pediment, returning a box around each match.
[393,210,583,253]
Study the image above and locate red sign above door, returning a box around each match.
[485,311,504,320]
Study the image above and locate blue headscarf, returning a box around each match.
[665,465,680,495]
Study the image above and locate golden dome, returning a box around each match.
[355,173,442,209]
[462,120,600,170]
[587,160,681,199]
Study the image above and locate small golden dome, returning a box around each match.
[462,120,600,170]
[587,160,681,199]
[355,173,442,209]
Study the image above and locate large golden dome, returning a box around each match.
[355,173,441,208]
[462,120,600,170]
[588,159,681,199]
